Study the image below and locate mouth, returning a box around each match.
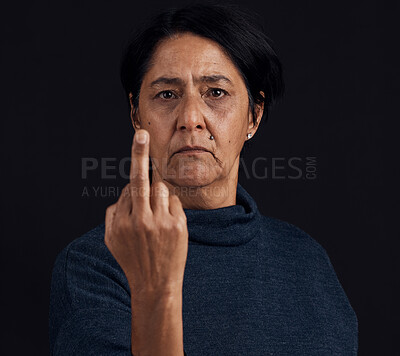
[177,149,209,155]
[175,146,210,155]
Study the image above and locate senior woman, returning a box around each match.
[49,3,358,356]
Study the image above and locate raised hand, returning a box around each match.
[104,129,189,297]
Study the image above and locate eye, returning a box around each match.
[156,90,177,100]
[208,88,227,98]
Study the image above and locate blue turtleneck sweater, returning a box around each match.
[49,183,358,355]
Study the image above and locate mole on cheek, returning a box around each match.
[148,122,151,125]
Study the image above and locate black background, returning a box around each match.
[1,0,398,355]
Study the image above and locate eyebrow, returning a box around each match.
[149,75,232,87]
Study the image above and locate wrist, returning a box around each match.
[129,281,182,299]
[130,287,184,356]
[131,285,182,309]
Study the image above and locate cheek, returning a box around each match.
[216,106,247,143]
[145,121,175,159]
[206,99,232,115]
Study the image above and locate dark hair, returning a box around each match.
[120,1,284,128]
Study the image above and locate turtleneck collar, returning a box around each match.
[183,183,262,247]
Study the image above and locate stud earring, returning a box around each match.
[210,135,214,140]
[247,133,252,139]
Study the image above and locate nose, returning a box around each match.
[176,94,206,133]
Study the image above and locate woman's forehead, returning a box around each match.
[144,34,242,85]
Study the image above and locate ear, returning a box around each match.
[247,91,265,138]
[129,92,141,130]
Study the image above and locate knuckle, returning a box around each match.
[133,213,153,231]
[152,181,166,189]
[176,219,187,233]
[132,170,147,182]
[160,218,186,235]
[117,217,131,233]
[152,182,169,196]
[171,194,182,206]
[121,184,131,198]
[106,204,116,217]
[159,221,173,233]
[105,206,112,216]
[169,194,178,201]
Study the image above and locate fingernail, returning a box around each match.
[136,132,147,144]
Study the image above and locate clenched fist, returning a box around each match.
[104,129,189,297]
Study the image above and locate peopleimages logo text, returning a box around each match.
[80,156,317,198]
[81,156,317,180]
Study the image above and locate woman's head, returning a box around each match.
[120,2,284,189]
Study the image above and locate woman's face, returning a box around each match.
[130,32,263,188]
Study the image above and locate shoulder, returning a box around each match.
[50,222,130,310]
[54,222,109,267]
[257,213,327,258]
[256,213,351,292]
[257,213,358,328]
[49,223,132,355]
[51,223,110,290]
[64,222,107,254]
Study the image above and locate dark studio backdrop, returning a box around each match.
[1,0,398,355]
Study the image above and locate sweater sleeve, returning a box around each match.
[49,231,188,356]
[315,244,359,354]
[295,229,359,354]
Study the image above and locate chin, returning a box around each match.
[168,176,214,188]
[165,163,218,188]
[161,156,224,187]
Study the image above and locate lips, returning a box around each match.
[175,145,209,154]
